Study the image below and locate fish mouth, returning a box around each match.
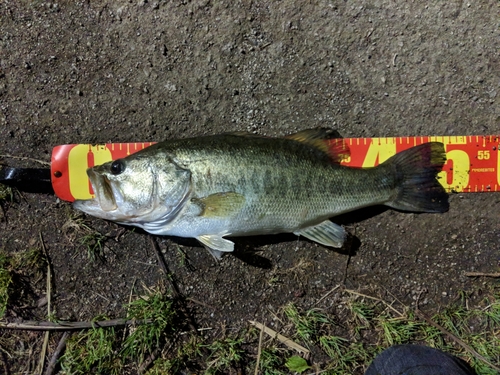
[87,169,118,212]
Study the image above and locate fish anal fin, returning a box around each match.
[294,220,346,248]
[192,192,245,218]
[285,128,350,163]
[197,234,234,260]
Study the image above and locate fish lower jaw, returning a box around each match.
[72,200,128,222]
[73,199,99,213]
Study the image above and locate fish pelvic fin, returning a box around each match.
[294,220,346,248]
[384,142,449,213]
[197,234,234,260]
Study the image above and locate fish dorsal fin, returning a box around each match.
[192,192,245,218]
[223,131,260,137]
[285,128,350,163]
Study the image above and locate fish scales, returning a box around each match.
[74,130,449,259]
[168,135,387,228]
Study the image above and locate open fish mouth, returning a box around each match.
[87,169,118,212]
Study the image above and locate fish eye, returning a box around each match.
[110,159,125,175]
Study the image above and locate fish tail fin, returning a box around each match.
[384,142,449,213]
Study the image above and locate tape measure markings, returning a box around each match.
[51,135,499,201]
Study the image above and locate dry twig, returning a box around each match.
[254,324,264,375]
[313,285,341,307]
[249,320,310,359]
[44,332,69,375]
[137,348,160,375]
[36,233,51,375]
[0,351,10,375]
[0,318,151,331]
[344,288,404,317]
[149,236,198,333]
[414,308,500,373]
[150,236,180,298]
[464,271,500,278]
[0,154,51,166]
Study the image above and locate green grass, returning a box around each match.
[53,287,500,374]
[80,231,107,260]
[2,270,496,375]
[204,336,245,374]
[256,347,288,375]
[15,246,47,272]
[350,300,375,328]
[274,291,499,375]
[62,213,108,260]
[0,253,12,318]
[0,184,14,202]
[121,287,177,362]
[283,303,332,344]
[0,247,46,319]
[146,336,203,374]
[377,314,421,346]
[60,321,119,375]
[59,285,179,374]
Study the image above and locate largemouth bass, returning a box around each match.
[74,129,449,259]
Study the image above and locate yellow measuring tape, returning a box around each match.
[51,135,499,202]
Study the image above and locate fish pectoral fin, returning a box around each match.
[192,192,245,218]
[197,234,235,259]
[294,220,346,248]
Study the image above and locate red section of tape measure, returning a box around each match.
[51,136,499,202]
[51,143,156,202]
[335,135,499,193]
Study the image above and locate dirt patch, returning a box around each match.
[0,1,498,373]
